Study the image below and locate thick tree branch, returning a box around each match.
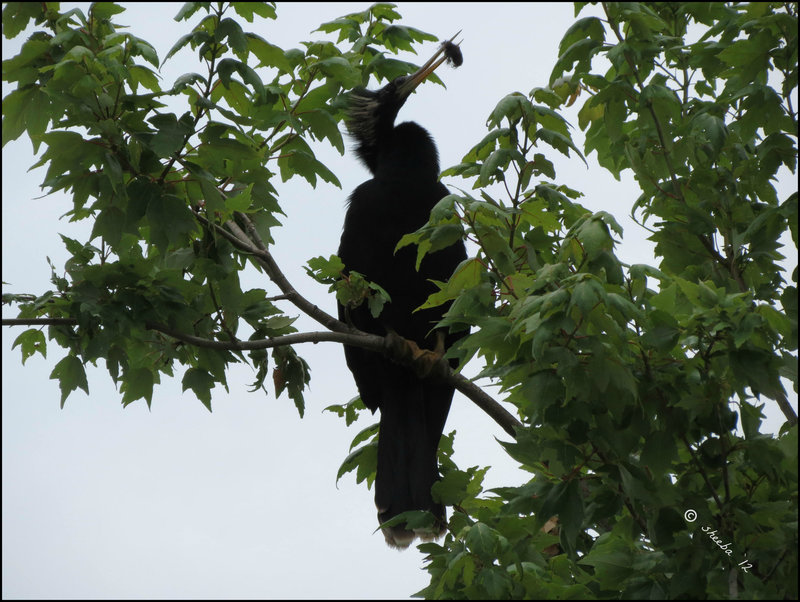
[447,376,519,437]
[3,318,77,326]
[2,316,522,437]
[774,390,799,427]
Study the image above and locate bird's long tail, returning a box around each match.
[374,377,449,548]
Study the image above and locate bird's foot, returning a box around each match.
[384,331,448,379]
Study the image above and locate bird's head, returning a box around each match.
[346,32,462,173]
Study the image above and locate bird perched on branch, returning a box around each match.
[338,34,466,548]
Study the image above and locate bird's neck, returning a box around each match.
[373,122,440,183]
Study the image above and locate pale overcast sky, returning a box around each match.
[2,2,797,599]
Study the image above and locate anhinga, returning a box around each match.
[338,36,466,548]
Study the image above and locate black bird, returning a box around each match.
[338,36,466,548]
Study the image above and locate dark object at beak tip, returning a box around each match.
[402,31,464,95]
[442,41,463,67]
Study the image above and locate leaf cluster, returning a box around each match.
[2,2,442,414]
[387,2,797,599]
[306,254,391,319]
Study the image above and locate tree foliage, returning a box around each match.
[2,1,797,599]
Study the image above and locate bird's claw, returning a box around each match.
[384,332,448,379]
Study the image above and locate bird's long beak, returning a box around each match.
[398,31,461,97]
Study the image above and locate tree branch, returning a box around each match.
[220,212,522,435]
[2,316,522,437]
[4,192,523,438]
[194,209,348,333]
[774,390,799,427]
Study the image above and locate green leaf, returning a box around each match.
[216,18,247,54]
[182,367,214,411]
[91,3,125,20]
[12,328,47,364]
[246,34,290,71]
[487,93,530,128]
[50,355,90,407]
[2,87,31,146]
[550,38,602,86]
[306,254,346,283]
[641,309,680,352]
[231,2,276,22]
[170,72,205,93]
[147,113,191,157]
[217,58,265,97]
[573,216,612,259]
[558,16,606,57]
[2,2,44,39]
[466,523,498,559]
[146,193,198,253]
[480,148,524,186]
[25,89,50,142]
[272,346,310,417]
[641,430,677,475]
[323,395,366,427]
[717,31,774,68]
[129,36,159,67]
[129,64,160,92]
[300,109,345,154]
[336,435,378,486]
[226,184,254,212]
[535,128,587,165]
[578,98,604,130]
[164,32,196,62]
[570,278,604,315]
[578,533,634,589]
[91,207,126,248]
[560,479,585,551]
[312,56,361,88]
[431,469,473,506]
[120,367,154,408]
[418,258,482,310]
[640,83,682,125]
